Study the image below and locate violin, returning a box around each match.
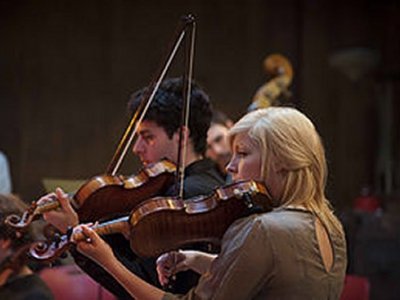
[29,215,130,263]
[129,180,272,257]
[29,180,273,262]
[5,158,176,229]
[248,53,293,111]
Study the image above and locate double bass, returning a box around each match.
[248,53,293,111]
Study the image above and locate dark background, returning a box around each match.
[0,0,399,299]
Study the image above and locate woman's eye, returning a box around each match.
[237,151,247,157]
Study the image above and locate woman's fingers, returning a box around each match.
[156,252,173,286]
[81,225,96,243]
[71,224,93,243]
[156,264,170,286]
[156,251,185,286]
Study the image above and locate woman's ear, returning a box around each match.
[274,161,286,174]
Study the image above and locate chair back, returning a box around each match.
[340,275,370,300]
[40,264,117,300]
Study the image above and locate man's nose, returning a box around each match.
[133,137,143,155]
[213,143,224,154]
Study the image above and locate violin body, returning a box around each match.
[75,159,176,222]
[129,180,273,257]
[6,159,176,229]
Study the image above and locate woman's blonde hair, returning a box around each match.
[229,107,343,235]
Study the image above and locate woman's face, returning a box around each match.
[227,131,283,201]
[226,132,262,182]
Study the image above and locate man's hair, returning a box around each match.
[211,109,230,127]
[128,77,212,155]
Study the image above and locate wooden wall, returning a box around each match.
[0,0,399,208]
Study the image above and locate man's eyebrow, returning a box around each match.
[213,135,224,143]
[138,129,151,135]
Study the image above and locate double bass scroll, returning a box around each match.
[248,53,293,111]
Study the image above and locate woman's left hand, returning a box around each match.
[72,224,114,266]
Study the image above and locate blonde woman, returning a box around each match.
[74,107,347,300]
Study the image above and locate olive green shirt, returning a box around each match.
[163,208,347,300]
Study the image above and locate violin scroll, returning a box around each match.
[29,234,71,263]
[4,198,59,230]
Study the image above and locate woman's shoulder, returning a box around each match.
[219,209,313,259]
[259,207,313,224]
[229,208,315,238]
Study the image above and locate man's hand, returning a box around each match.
[40,188,79,234]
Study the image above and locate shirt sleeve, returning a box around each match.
[162,215,275,300]
[0,152,12,194]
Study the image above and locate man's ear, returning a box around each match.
[173,126,190,145]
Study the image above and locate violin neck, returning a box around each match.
[74,216,130,241]
[36,200,60,214]
[35,192,76,214]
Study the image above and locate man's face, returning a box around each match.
[132,120,178,166]
[206,123,231,171]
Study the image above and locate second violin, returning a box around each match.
[5,158,176,229]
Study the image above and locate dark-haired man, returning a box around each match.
[129,78,224,197]
[206,110,233,181]
[41,78,225,299]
